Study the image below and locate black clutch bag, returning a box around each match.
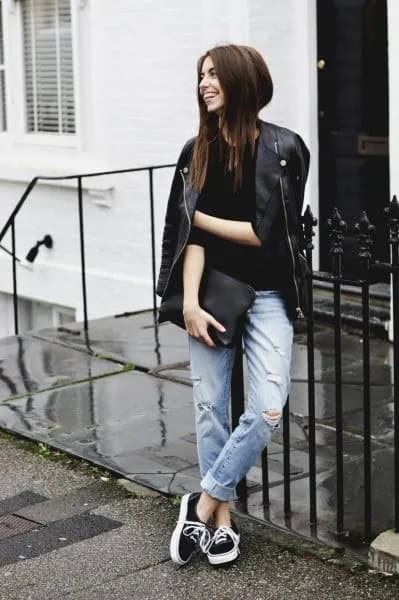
[158,267,256,348]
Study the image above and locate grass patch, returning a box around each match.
[168,495,182,507]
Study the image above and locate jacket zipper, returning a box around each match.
[274,141,304,320]
[161,168,192,299]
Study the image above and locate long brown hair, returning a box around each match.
[189,44,273,192]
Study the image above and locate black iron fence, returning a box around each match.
[232,197,398,544]
[1,167,398,545]
[311,200,399,540]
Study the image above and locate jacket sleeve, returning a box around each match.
[291,134,310,252]
[187,225,210,248]
[293,133,310,217]
[156,139,193,297]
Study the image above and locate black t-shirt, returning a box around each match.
[187,133,288,291]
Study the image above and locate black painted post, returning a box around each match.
[77,176,89,337]
[326,207,347,535]
[148,168,158,318]
[11,220,18,335]
[353,211,375,540]
[261,444,270,507]
[283,394,291,517]
[232,339,247,499]
[303,205,318,526]
[385,196,399,532]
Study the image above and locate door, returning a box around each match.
[317,0,389,280]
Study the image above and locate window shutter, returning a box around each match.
[22,0,75,134]
[0,1,6,132]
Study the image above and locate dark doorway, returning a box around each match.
[317,0,389,281]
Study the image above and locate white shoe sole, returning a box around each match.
[169,493,192,565]
[207,544,240,565]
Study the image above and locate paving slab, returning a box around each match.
[0,492,48,516]
[0,369,202,492]
[0,513,123,568]
[323,400,395,441]
[289,381,394,421]
[34,311,189,371]
[14,481,127,524]
[292,324,394,386]
[0,334,125,402]
[34,311,395,388]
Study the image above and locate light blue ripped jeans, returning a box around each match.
[188,290,294,502]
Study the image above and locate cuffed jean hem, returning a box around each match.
[200,471,239,502]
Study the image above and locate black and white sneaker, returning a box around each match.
[206,519,241,566]
[169,492,213,565]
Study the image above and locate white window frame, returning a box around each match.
[10,0,81,148]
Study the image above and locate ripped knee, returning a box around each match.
[262,409,282,429]
[191,375,210,411]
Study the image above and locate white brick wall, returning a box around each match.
[0,0,320,333]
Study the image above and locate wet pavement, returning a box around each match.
[0,334,125,401]
[0,310,396,556]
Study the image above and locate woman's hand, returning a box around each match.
[183,303,226,348]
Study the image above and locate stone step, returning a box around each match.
[14,481,127,525]
[312,278,390,338]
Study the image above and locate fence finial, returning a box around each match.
[326,207,347,256]
[302,205,317,252]
[353,211,375,261]
[385,196,399,245]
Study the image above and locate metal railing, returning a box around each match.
[0,164,175,337]
[233,197,399,544]
[1,166,398,545]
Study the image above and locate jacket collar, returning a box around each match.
[184,119,284,218]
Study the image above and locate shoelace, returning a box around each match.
[213,525,240,546]
[182,520,214,553]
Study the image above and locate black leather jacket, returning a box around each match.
[156,119,310,321]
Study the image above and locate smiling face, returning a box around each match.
[199,55,225,115]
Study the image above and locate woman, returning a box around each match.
[156,44,310,567]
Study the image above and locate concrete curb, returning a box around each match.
[116,479,162,498]
[369,530,399,575]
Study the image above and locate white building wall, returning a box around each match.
[1,0,317,333]
[248,0,319,257]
